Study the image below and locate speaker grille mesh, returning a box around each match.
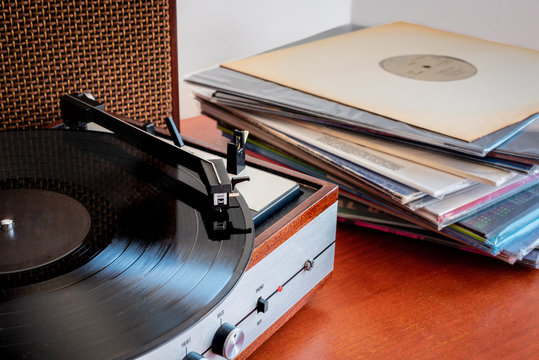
[0,0,174,130]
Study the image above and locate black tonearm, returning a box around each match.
[60,93,237,212]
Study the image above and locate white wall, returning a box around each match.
[177,0,352,118]
[351,0,539,50]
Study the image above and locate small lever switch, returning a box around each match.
[231,176,250,189]
[256,297,269,313]
[165,116,185,147]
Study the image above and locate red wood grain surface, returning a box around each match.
[249,224,539,360]
[181,115,539,360]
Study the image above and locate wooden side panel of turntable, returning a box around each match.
[249,182,338,269]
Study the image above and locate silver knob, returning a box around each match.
[183,352,208,360]
[303,258,315,271]
[212,323,245,359]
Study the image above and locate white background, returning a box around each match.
[351,0,539,49]
[177,0,539,119]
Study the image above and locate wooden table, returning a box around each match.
[181,116,539,360]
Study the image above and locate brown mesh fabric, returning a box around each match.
[0,0,175,130]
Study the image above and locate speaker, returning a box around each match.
[0,0,178,130]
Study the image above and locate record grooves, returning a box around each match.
[0,130,254,359]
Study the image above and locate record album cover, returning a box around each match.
[223,22,539,142]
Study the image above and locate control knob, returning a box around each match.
[211,323,245,359]
[183,352,208,360]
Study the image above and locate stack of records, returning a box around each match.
[186,22,539,266]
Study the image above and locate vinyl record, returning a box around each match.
[0,130,254,359]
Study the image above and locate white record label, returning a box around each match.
[379,54,477,81]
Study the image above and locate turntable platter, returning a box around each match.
[0,130,254,359]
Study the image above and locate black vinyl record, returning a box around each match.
[0,130,254,359]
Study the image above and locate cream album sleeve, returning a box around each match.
[222,22,539,142]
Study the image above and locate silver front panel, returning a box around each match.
[140,202,337,359]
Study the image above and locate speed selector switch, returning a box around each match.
[211,323,245,359]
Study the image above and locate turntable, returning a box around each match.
[0,93,338,359]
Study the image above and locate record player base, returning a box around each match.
[137,195,337,360]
